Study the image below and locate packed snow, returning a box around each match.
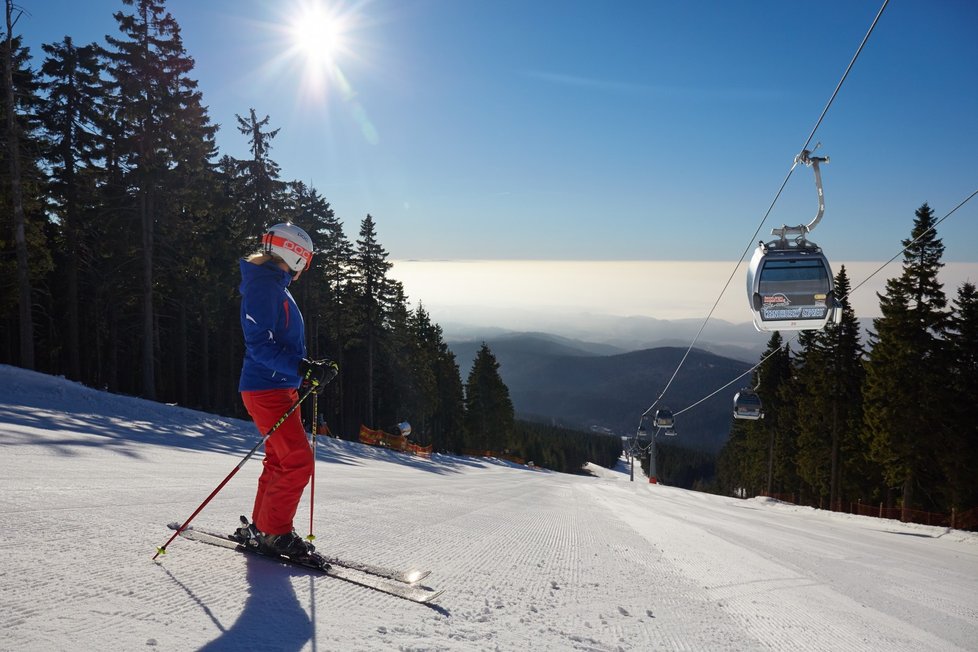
[1,364,976,651]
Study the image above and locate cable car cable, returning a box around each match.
[799,0,890,154]
[636,0,890,422]
[847,187,978,297]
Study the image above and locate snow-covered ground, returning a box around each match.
[1,364,976,651]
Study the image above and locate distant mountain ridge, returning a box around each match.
[448,333,753,453]
[440,313,766,362]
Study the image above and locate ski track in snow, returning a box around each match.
[1,364,977,651]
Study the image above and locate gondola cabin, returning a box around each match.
[653,408,674,429]
[733,389,764,420]
[746,242,839,332]
[635,425,651,447]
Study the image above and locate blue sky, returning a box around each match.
[20,0,978,265]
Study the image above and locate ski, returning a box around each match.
[234,516,430,585]
[165,522,443,605]
[316,553,430,585]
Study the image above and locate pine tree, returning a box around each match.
[863,203,948,517]
[401,304,467,451]
[38,37,106,381]
[392,304,434,443]
[464,343,513,453]
[758,333,793,494]
[943,282,978,509]
[1,6,42,370]
[791,328,830,502]
[105,0,215,399]
[715,333,794,497]
[432,330,466,453]
[348,214,394,428]
[794,266,866,508]
[234,108,285,237]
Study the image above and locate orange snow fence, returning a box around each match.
[358,425,384,446]
[358,425,432,458]
[406,442,433,458]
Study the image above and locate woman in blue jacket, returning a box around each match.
[237,222,334,560]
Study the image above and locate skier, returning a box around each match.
[235,222,336,560]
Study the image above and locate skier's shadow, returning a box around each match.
[199,554,314,652]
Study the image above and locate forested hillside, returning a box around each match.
[451,337,750,452]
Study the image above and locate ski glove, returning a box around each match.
[299,358,339,392]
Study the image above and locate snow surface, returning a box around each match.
[1,364,976,651]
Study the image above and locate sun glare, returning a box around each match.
[269,0,378,141]
[291,5,345,68]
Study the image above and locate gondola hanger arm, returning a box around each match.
[771,146,830,243]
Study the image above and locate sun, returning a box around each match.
[268,0,378,140]
[290,4,347,69]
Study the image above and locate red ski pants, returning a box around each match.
[241,388,313,536]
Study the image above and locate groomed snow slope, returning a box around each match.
[1,365,976,651]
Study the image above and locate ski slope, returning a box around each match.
[1,364,976,651]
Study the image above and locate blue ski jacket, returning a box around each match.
[238,258,306,392]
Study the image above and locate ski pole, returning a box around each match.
[306,393,318,542]
[153,384,317,560]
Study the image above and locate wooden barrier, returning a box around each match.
[358,424,432,458]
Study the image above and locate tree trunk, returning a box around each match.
[4,0,33,369]
[199,320,209,409]
[140,189,155,398]
[64,148,81,380]
[829,401,839,509]
[367,324,375,427]
[107,298,118,392]
[178,299,188,405]
[66,221,81,378]
[901,477,913,522]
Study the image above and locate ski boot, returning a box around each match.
[232,515,260,547]
[259,529,318,562]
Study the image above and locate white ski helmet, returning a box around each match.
[262,222,314,274]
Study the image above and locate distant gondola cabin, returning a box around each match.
[653,408,675,429]
[733,389,764,420]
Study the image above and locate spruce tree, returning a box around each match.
[715,334,793,496]
[399,305,465,452]
[402,305,439,444]
[863,203,948,517]
[758,332,793,494]
[464,343,514,453]
[944,282,978,509]
[349,214,394,428]
[0,22,45,370]
[794,266,865,508]
[234,108,285,237]
[38,37,106,381]
[105,0,215,399]
[432,333,466,453]
[792,328,830,502]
